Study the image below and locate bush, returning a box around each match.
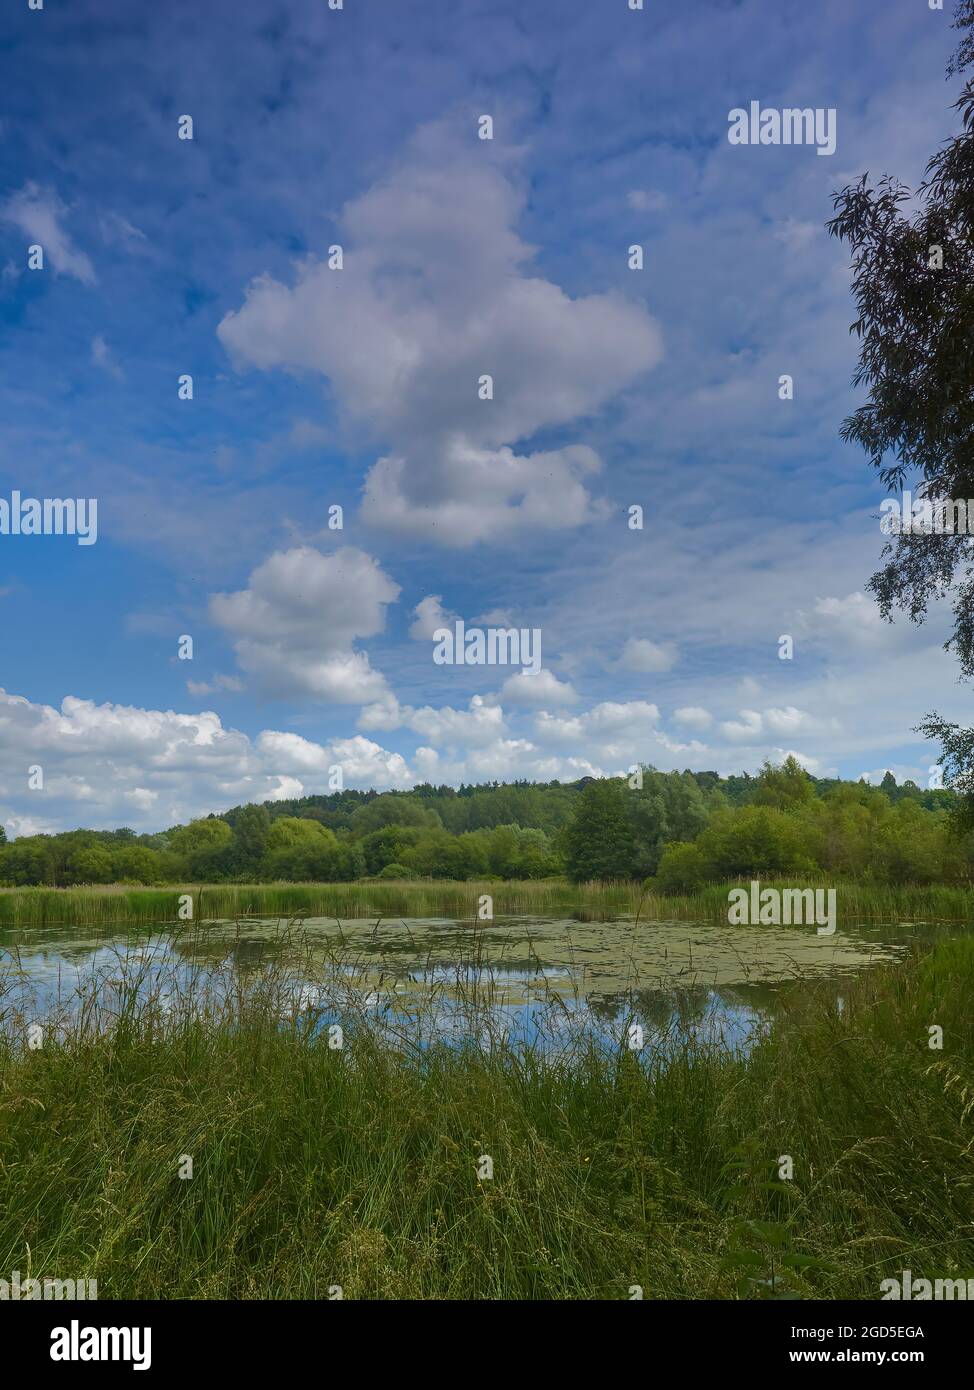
[653,841,709,894]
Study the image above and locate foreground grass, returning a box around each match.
[1,876,972,927]
[0,935,972,1299]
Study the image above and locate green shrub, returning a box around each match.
[653,841,709,893]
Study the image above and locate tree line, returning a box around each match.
[0,760,965,888]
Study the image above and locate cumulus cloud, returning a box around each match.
[0,687,412,835]
[533,700,662,767]
[359,694,508,748]
[409,594,456,640]
[209,546,398,703]
[411,735,603,787]
[719,709,764,741]
[0,683,622,836]
[762,706,815,736]
[800,592,896,648]
[673,705,713,730]
[0,677,893,837]
[218,121,662,545]
[496,668,578,706]
[616,637,677,674]
[255,729,412,785]
[1,183,95,284]
[718,706,826,742]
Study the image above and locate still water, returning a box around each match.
[0,911,938,1057]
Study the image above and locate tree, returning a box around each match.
[262,817,339,879]
[402,829,488,879]
[752,756,816,810]
[828,1,974,791]
[230,804,271,876]
[654,841,709,893]
[697,806,815,879]
[562,779,637,883]
[0,837,50,885]
[350,795,441,833]
[914,714,974,829]
[376,861,413,880]
[68,845,114,884]
[359,825,425,874]
[111,845,163,884]
[168,818,234,880]
[0,825,6,845]
[625,768,712,877]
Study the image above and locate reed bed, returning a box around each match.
[0,920,972,1299]
[0,876,971,929]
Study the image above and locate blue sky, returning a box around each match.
[0,0,968,835]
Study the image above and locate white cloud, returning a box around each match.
[360,694,509,748]
[362,442,612,545]
[773,217,819,252]
[803,591,891,646]
[126,788,158,811]
[256,729,412,786]
[409,594,456,640]
[718,707,825,742]
[616,637,677,673]
[209,546,398,703]
[405,695,507,748]
[357,693,403,732]
[218,121,662,545]
[1,183,95,284]
[0,687,413,835]
[496,668,578,706]
[186,675,244,697]
[532,700,663,770]
[719,709,764,741]
[763,706,814,736]
[673,705,713,730]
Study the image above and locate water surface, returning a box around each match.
[1,910,934,1057]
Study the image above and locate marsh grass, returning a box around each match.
[0,876,971,929]
[0,916,972,1299]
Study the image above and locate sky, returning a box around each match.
[0,0,969,837]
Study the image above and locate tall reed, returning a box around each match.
[0,876,970,928]
[1,921,972,1298]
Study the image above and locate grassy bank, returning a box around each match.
[0,876,972,928]
[0,932,972,1298]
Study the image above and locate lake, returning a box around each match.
[0,909,940,1059]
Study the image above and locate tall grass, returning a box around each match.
[639,878,974,926]
[0,876,971,928]
[0,923,972,1299]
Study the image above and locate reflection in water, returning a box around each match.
[0,911,920,1060]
